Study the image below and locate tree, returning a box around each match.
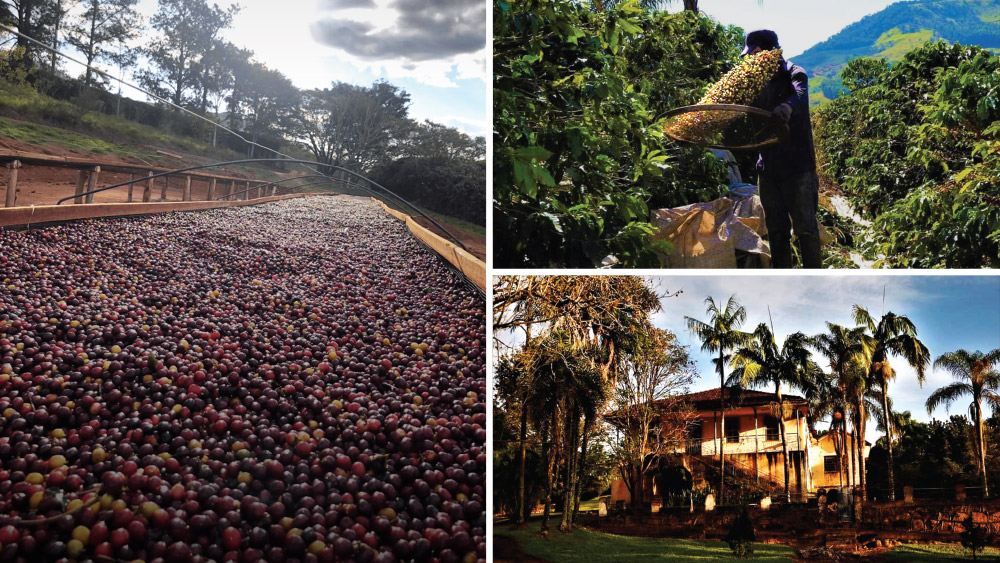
[685,296,750,501]
[295,81,411,174]
[811,323,871,492]
[853,305,930,500]
[66,0,141,87]
[226,56,300,156]
[926,349,1000,498]
[606,328,695,508]
[5,0,61,70]
[493,276,667,531]
[191,38,239,115]
[138,0,239,108]
[401,120,485,161]
[730,324,815,501]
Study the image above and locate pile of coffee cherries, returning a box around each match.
[0,197,486,562]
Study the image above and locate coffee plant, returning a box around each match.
[815,41,1000,267]
[493,0,739,268]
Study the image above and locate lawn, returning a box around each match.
[882,543,1000,562]
[496,524,796,562]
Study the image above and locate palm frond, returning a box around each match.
[925,382,972,415]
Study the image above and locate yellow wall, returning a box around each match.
[808,431,869,490]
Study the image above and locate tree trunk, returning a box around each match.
[572,415,592,525]
[684,0,699,12]
[719,352,726,501]
[777,383,790,502]
[516,403,529,525]
[976,400,988,498]
[881,382,895,501]
[84,1,98,86]
[541,409,556,532]
[50,0,62,74]
[560,404,579,532]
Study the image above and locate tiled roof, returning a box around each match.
[676,387,807,410]
[604,386,807,421]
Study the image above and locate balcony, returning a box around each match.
[680,433,804,456]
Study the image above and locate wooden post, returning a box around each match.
[207,178,216,201]
[245,181,251,200]
[183,176,192,201]
[84,166,100,203]
[142,171,153,202]
[74,170,87,204]
[227,181,234,200]
[127,174,135,202]
[271,185,277,197]
[161,176,169,201]
[5,160,20,208]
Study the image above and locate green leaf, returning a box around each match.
[514,146,553,161]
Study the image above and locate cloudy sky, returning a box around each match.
[495,275,1000,443]
[694,0,900,58]
[130,0,488,137]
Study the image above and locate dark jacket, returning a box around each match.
[752,59,817,179]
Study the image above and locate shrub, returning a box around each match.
[815,41,1000,267]
[493,0,737,267]
[726,506,757,558]
[960,515,991,561]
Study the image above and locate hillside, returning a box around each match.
[789,0,1000,102]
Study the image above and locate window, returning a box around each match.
[824,455,838,473]
[764,416,780,441]
[687,419,703,440]
[725,417,740,443]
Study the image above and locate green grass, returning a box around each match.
[496,525,795,562]
[873,28,935,60]
[0,78,277,175]
[883,543,1000,562]
[0,116,131,157]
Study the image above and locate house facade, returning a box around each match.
[609,387,870,504]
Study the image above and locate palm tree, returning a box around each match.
[853,306,931,501]
[811,324,870,489]
[730,324,815,501]
[686,295,750,501]
[926,349,1000,498]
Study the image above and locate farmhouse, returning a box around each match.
[609,387,870,505]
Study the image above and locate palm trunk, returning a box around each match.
[683,0,699,12]
[881,381,895,501]
[857,399,867,500]
[516,403,529,525]
[777,384,790,502]
[719,351,726,502]
[541,408,556,532]
[976,400,988,498]
[842,389,852,489]
[834,422,843,488]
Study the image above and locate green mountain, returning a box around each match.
[789,0,1000,104]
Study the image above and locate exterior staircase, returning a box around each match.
[687,453,788,500]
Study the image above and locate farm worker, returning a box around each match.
[743,29,822,269]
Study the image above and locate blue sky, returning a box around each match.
[650,275,1000,439]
